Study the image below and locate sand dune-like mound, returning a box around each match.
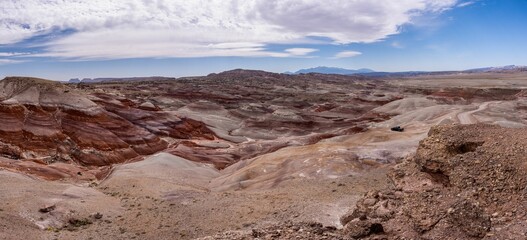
[0,77,65,99]
[373,97,437,115]
[209,127,425,191]
[102,153,219,196]
[0,77,98,110]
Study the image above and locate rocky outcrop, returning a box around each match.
[341,124,527,239]
[197,222,345,240]
[0,77,216,176]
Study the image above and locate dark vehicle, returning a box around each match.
[391,126,404,132]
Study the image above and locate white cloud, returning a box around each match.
[457,1,476,7]
[0,59,26,65]
[0,0,459,59]
[284,48,318,56]
[333,51,362,59]
[0,52,30,57]
[391,41,405,49]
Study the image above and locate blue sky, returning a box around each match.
[0,0,526,80]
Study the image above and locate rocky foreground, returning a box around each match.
[203,124,527,239]
[341,124,527,239]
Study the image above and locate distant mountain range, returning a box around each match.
[465,65,527,73]
[286,66,375,75]
[286,65,527,77]
[68,65,527,83]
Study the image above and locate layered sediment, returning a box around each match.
[0,77,215,179]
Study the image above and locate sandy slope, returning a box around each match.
[0,153,389,240]
[101,153,220,195]
[0,170,122,240]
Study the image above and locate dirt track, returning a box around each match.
[457,101,500,124]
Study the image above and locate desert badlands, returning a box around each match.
[0,70,526,239]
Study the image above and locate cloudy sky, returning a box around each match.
[0,0,526,80]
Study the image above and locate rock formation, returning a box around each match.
[0,77,215,179]
[341,124,527,239]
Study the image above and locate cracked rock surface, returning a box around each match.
[340,124,527,239]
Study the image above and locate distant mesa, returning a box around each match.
[288,66,375,75]
[69,78,81,83]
